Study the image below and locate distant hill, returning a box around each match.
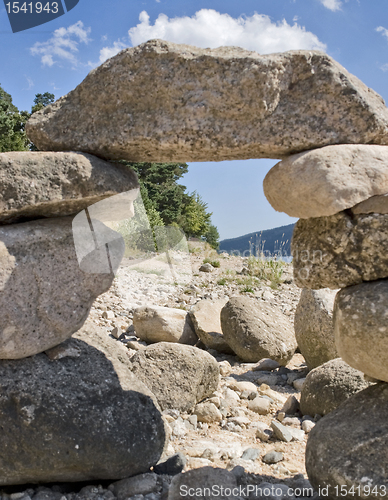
[219,223,295,258]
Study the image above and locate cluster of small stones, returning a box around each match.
[264,145,388,493]
[9,37,388,497]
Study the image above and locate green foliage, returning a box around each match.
[0,85,56,153]
[204,224,220,249]
[0,84,29,152]
[29,92,55,151]
[203,257,220,268]
[31,92,55,114]
[118,161,220,248]
[129,162,189,225]
[246,256,284,289]
[178,191,211,238]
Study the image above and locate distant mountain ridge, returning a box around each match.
[219,223,295,258]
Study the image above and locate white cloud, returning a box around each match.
[24,76,34,90]
[99,40,127,64]
[127,9,326,54]
[319,0,342,11]
[30,21,91,67]
[377,26,388,42]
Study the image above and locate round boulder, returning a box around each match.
[300,358,371,416]
[334,280,388,382]
[129,342,220,412]
[220,296,296,364]
[294,288,338,369]
[306,383,388,499]
[0,322,167,486]
[189,299,234,354]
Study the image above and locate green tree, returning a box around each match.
[204,224,220,250]
[31,92,55,114]
[113,162,219,247]
[29,92,55,150]
[128,162,189,225]
[178,192,212,238]
[0,84,29,152]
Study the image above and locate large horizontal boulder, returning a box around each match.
[0,217,122,359]
[0,151,138,224]
[300,358,371,416]
[0,322,167,485]
[133,305,197,345]
[26,39,388,162]
[334,280,388,382]
[294,288,338,369]
[292,212,388,289]
[352,193,388,214]
[220,296,296,364]
[129,342,219,412]
[264,145,388,218]
[189,298,234,354]
[306,383,388,499]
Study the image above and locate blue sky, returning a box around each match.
[1,0,388,239]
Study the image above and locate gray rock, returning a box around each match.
[294,288,338,369]
[252,358,281,371]
[220,296,296,364]
[293,378,306,392]
[271,421,293,442]
[0,217,118,359]
[189,299,234,354]
[133,306,197,345]
[306,383,388,499]
[255,422,272,442]
[154,453,186,476]
[199,263,214,273]
[292,211,388,289]
[352,193,388,214]
[110,473,159,500]
[168,467,238,500]
[0,151,138,224]
[248,397,272,415]
[262,451,284,464]
[300,358,371,416]
[301,420,315,433]
[334,280,388,382]
[0,322,167,485]
[129,342,220,412]
[241,448,261,461]
[280,395,300,415]
[26,40,388,162]
[287,427,305,442]
[263,145,388,218]
[194,402,223,423]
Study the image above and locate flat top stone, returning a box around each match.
[26,39,388,162]
[0,151,138,224]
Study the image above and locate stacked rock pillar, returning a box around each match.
[0,152,167,484]
[264,144,388,498]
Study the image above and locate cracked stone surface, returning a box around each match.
[334,280,388,382]
[26,39,388,162]
[291,211,388,289]
[0,217,118,359]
